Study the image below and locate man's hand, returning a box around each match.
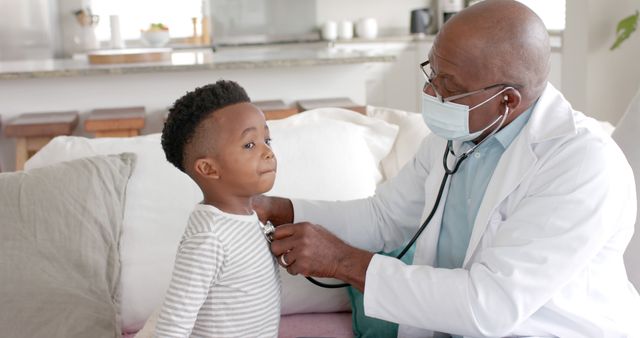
[270,222,374,292]
[251,195,294,226]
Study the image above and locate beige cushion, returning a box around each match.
[0,153,135,338]
[367,105,430,179]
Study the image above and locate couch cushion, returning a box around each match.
[278,312,353,338]
[0,153,135,338]
[25,134,203,332]
[366,105,430,180]
[267,108,398,314]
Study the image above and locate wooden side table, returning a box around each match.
[85,106,146,137]
[253,100,299,120]
[296,97,367,115]
[4,111,79,170]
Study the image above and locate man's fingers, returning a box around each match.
[270,234,297,256]
[272,223,298,240]
[277,250,296,268]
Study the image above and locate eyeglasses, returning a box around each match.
[420,60,519,103]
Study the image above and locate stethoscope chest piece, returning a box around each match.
[262,221,275,243]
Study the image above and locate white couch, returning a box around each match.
[2,102,637,338]
[17,106,428,338]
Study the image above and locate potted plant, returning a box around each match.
[610,10,638,50]
[610,10,639,185]
[610,10,639,120]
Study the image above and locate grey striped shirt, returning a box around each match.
[155,204,281,338]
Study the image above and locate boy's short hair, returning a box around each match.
[162,80,251,172]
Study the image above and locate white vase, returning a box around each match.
[338,20,353,40]
[356,18,378,39]
[321,21,338,41]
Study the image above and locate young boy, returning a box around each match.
[155,80,280,337]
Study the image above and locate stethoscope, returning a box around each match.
[265,104,511,289]
[303,142,469,288]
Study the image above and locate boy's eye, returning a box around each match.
[244,142,255,149]
[265,137,272,146]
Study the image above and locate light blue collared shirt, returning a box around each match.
[436,105,534,270]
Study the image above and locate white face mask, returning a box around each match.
[421,87,510,142]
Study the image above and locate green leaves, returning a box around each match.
[611,10,639,51]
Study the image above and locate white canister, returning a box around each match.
[109,15,125,49]
[321,21,338,41]
[337,20,353,40]
[356,18,378,39]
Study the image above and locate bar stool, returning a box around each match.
[253,100,299,120]
[4,111,79,170]
[296,97,366,115]
[85,106,146,137]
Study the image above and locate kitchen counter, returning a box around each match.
[0,45,396,80]
[0,40,410,170]
[0,28,562,81]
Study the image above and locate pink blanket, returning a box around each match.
[123,312,353,338]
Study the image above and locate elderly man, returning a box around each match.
[255,0,640,336]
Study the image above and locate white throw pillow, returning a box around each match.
[366,105,430,179]
[268,108,398,200]
[267,108,398,314]
[25,134,203,332]
[25,108,398,328]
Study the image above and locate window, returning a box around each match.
[516,0,566,31]
[92,0,203,42]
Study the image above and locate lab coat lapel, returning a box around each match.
[463,131,536,265]
[462,83,575,265]
[416,137,451,266]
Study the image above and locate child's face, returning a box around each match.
[207,102,276,196]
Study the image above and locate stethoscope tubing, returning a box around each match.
[306,144,466,288]
[307,105,510,288]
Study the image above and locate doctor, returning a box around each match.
[255,0,640,336]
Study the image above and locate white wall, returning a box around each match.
[316,0,431,34]
[563,0,640,124]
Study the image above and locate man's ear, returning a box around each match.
[503,87,522,111]
[193,157,220,179]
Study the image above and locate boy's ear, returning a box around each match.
[193,157,220,179]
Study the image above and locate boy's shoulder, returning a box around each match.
[184,204,224,236]
[183,203,258,238]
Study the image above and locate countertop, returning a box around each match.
[0,43,400,80]
[0,32,561,81]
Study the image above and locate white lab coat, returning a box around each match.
[293,84,640,337]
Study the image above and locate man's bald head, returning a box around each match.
[433,0,550,103]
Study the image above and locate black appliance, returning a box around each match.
[410,8,433,34]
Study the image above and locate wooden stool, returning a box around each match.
[85,106,146,137]
[253,100,299,120]
[4,111,79,170]
[296,97,366,115]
